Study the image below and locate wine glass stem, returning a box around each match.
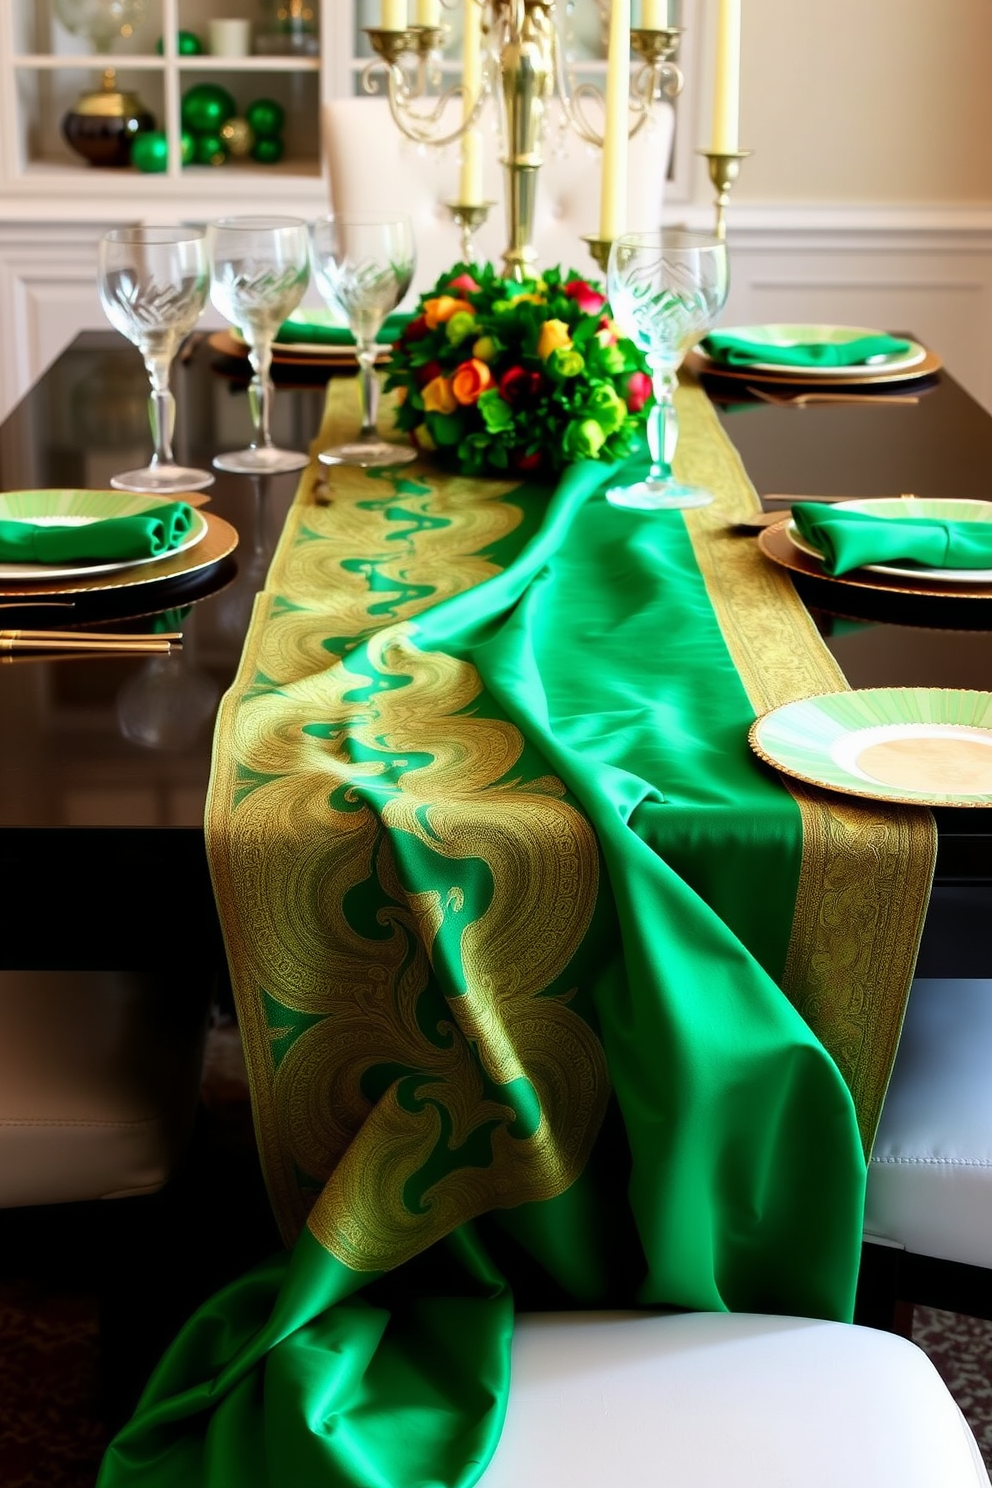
[247,338,276,451]
[144,353,176,469]
[647,363,679,481]
[356,345,379,438]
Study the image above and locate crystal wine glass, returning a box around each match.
[606,229,730,511]
[206,216,311,475]
[310,214,417,468]
[97,225,214,494]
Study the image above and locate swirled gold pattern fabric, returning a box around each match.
[208,383,608,1257]
[679,375,936,1150]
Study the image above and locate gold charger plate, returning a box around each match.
[208,331,388,368]
[686,343,943,388]
[757,518,992,601]
[0,511,239,599]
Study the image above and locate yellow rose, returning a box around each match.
[412,423,437,451]
[422,375,457,415]
[537,318,573,361]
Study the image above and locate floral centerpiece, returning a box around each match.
[384,262,653,478]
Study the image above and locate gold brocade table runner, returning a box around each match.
[207,372,936,1271]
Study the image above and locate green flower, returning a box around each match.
[547,347,586,381]
[426,411,466,447]
[585,383,627,435]
[446,311,479,346]
[562,418,607,460]
[478,389,514,433]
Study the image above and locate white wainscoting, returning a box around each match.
[2,207,992,424]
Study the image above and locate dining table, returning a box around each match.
[0,331,987,975]
[2,327,991,1488]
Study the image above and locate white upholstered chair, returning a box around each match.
[321,97,675,296]
[860,973,992,1323]
[482,1310,987,1487]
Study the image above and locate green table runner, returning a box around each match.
[98,378,935,1488]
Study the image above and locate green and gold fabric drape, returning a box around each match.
[98,376,935,1488]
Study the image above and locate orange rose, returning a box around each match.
[451,358,494,405]
[422,375,457,414]
[423,296,475,329]
[537,318,572,361]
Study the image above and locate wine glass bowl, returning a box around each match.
[97,225,214,494]
[606,229,729,511]
[206,216,311,475]
[310,214,417,468]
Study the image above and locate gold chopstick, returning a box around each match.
[0,629,183,642]
[0,633,180,655]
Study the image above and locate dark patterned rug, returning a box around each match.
[1,1026,990,1487]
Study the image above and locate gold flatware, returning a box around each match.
[746,385,920,408]
[0,628,181,654]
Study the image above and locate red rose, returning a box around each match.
[626,371,653,413]
[446,272,481,295]
[400,314,430,343]
[564,278,607,315]
[498,366,544,406]
[416,359,443,388]
[512,450,544,472]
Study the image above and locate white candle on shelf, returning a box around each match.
[459,0,484,206]
[381,0,408,31]
[599,0,630,242]
[415,0,440,24]
[641,1,670,28]
[710,0,741,153]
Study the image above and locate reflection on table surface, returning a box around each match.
[0,332,990,846]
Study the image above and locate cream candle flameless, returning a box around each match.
[415,0,440,24]
[710,0,741,153]
[381,0,407,30]
[641,0,670,27]
[599,0,631,242]
[459,0,484,205]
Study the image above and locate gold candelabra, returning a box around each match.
[363,2,684,282]
[699,148,752,240]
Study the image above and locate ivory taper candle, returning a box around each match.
[641,0,670,27]
[459,0,484,206]
[599,0,630,241]
[415,0,440,24]
[381,0,407,30]
[710,0,741,152]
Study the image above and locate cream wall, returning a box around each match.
[697,0,992,205]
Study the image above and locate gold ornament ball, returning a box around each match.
[220,118,255,158]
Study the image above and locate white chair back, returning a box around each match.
[321,97,674,299]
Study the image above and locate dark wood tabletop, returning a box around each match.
[0,332,988,972]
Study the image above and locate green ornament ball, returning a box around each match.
[130,130,169,173]
[181,130,196,165]
[181,83,236,136]
[192,132,228,167]
[245,98,285,139]
[156,31,203,55]
[250,135,284,165]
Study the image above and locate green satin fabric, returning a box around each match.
[0,503,194,564]
[274,312,412,347]
[792,500,992,574]
[98,460,865,1488]
[700,331,911,369]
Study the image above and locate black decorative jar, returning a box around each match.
[61,68,156,168]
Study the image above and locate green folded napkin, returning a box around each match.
[792,502,992,576]
[274,312,412,347]
[0,502,194,566]
[701,332,911,369]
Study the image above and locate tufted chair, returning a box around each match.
[321,96,675,296]
[480,1310,987,1486]
[859,972,992,1326]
